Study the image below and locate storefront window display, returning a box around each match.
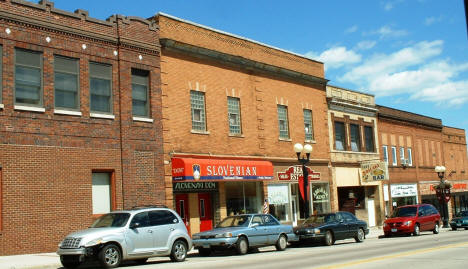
[390,184,418,209]
[225,182,262,216]
[268,184,290,221]
[311,183,331,214]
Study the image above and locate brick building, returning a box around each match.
[155,13,332,234]
[377,106,468,220]
[0,0,164,255]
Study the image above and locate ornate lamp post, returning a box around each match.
[435,165,451,228]
[294,143,313,219]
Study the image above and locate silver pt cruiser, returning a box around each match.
[57,206,192,268]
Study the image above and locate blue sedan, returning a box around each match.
[450,211,468,230]
[192,214,297,256]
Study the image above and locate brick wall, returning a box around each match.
[0,0,164,255]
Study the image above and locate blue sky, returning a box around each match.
[48,0,468,132]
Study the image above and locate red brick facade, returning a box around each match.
[0,0,164,255]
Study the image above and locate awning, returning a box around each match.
[172,158,273,181]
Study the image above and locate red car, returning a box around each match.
[383,204,440,236]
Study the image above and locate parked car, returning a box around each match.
[192,214,297,256]
[449,210,468,230]
[293,211,369,246]
[383,204,440,237]
[57,206,192,269]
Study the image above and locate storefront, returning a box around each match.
[390,184,418,208]
[171,157,273,235]
[267,164,330,226]
[420,181,468,218]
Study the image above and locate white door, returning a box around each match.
[367,199,376,227]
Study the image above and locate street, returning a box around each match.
[75,229,468,269]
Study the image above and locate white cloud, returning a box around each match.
[356,40,377,50]
[411,81,468,106]
[382,0,404,11]
[345,25,358,34]
[305,47,361,70]
[369,25,408,39]
[424,16,443,26]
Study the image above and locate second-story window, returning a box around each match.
[277,105,290,139]
[0,45,2,104]
[391,146,397,166]
[400,146,405,164]
[190,90,206,131]
[15,48,43,106]
[54,56,79,110]
[227,97,241,135]
[334,121,345,150]
[407,148,413,166]
[350,124,361,152]
[364,126,375,152]
[90,62,112,114]
[382,145,389,164]
[132,69,149,118]
[303,109,314,141]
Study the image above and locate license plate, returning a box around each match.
[457,224,461,227]
[203,244,210,249]
[391,228,397,232]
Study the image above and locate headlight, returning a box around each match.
[192,234,201,239]
[215,232,233,238]
[383,222,388,228]
[313,228,320,234]
[58,241,63,247]
[403,221,412,226]
[84,238,103,247]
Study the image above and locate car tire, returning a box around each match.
[451,227,457,231]
[323,230,334,246]
[60,255,81,269]
[98,244,121,269]
[198,248,212,257]
[413,224,421,236]
[236,236,249,255]
[355,228,365,243]
[275,234,287,251]
[433,223,440,234]
[170,240,187,262]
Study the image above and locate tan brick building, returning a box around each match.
[0,0,164,254]
[155,13,331,234]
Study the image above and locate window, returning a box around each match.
[15,48,42,106]
[303,109,314,141]
[407,148,413,166]
[334,121,345,150]
[54,56,79,110]
[132,69,149,117]
[277,105,289,139]
[200,199,206,218]
[130,212,149,228]
[400,147,405,164]
[227,97,241,134]
[391,146,397,166]
[350,124,361,152]
[92,172,112,214]
[190,90,206,131]
[148,210,178,226]
[382,146,389,164]
[0,45,2,104]
[364,126,374,152]
[89,62,112,113]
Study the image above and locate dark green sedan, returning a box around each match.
[450,211,468,230]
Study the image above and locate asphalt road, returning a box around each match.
[82,229,468,269]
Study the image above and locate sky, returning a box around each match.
[47,0,468,133]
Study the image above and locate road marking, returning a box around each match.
[314,241,468,269]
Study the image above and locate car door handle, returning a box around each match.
[170,228,175,231]
[148,230,153,233]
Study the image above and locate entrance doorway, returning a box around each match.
[175,194,190,234]
[198,193,213,232]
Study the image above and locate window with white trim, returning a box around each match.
[407,148,413,166]
[54,56,79,110]
[190,90,206,131]
[277,105,290,139]
[92,172,112,214]
[90,62,112,113]
[227,97,241,134]
[15,48,43,106]
[132,69,150,117]
[382,145,389,164]
[391,146,397,166]
[303,109,314,141]
[400,146,405,164]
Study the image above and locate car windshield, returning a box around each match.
[392,207,417,217]
[456,211,468,217]
[91,213,131,228]
[217,215,251,228]
[303,214,335,225]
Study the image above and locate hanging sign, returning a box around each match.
[361,161,388,182]
[277,165,320,181]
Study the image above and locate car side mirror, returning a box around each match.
[130,222,141,229]
[251,223,259,228]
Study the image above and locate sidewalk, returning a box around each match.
[0,227,450,269]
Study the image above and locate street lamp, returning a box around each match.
[435,165,451,228]
[294,143,313,219]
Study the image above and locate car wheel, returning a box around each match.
[198,248,212,257]
[433,223,440,234]
[275,234,287,251]
[413,224,421,236]
[98,244,121,269]
[60,255,81,269]
[236,236,249,255]
[323,230,334,246]
[170,240,187,262]
[451,227,457,231]
[355,228,365,243]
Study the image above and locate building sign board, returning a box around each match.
[173,182,218,193]
[277,165,320,181]
[361,161,388,182]
[391,184,418,197]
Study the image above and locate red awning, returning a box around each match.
[172,158,273,181]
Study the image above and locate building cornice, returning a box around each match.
[160,38,329,89]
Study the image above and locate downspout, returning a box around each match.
[116,16,125,209]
